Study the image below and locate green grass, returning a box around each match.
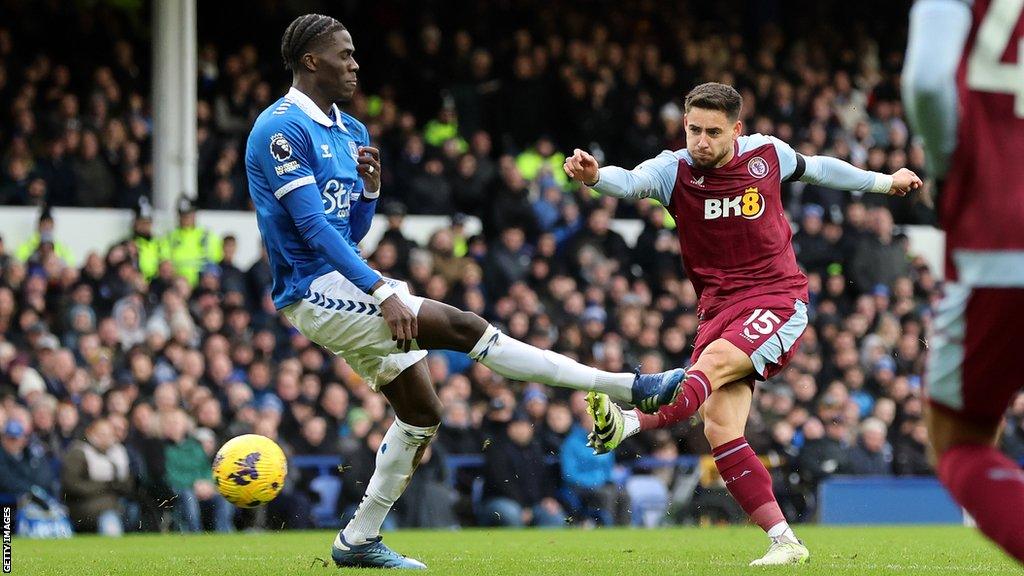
[14,526,1021,575]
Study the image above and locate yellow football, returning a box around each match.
[212,434,288,508]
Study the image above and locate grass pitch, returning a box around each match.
[15,526,1021,576]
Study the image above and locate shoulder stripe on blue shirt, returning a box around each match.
[274,174,315,199]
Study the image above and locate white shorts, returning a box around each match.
[282,271,427,392]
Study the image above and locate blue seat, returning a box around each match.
[290,455,344,528]
[625,476,669,527]
[308,475,342,528]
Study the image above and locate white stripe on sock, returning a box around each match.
[713,442,749,461]
[689,372,711,399]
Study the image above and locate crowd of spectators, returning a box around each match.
[1,1,932,223]
[1,0,1022,535]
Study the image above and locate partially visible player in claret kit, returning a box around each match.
[564,82,922,566]
[903,0,1024,564]
[245,13,686,569]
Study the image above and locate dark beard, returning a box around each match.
[690,149,730,170]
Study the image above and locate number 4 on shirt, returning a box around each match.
[967,0,1024,118]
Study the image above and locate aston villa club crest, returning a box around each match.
[747,156,768,178]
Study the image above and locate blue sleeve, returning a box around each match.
[553,218,582,246]
[901,0,971,179]
[592,150,681,205]
[349,197,377,244]
[348,121,377,244]
[280,185,383,292]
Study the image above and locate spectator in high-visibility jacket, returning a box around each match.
[159,197,222,287]
[16,206,75,266]
[124,197,161,281]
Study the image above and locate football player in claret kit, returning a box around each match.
[903,0,1024,564]
[564,82,922,566]
[246,13,685,569]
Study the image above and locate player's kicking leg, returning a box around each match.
[332,361,437,569]
[590,297,806,451]
[415,300,685,408]
[286,274,683,567]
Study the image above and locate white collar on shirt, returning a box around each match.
[285,87,348,133]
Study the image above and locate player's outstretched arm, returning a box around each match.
[799,154,923,197]
[563,148,677,205]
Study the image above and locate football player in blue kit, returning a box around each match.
[246,14,685,569]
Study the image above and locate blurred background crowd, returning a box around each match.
[1,0,1021,535]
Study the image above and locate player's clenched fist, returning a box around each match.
[357,146,382,194]
[563,148,601,187]
[889,167,923,197]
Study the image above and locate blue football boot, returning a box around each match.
[332,532,427,570]
[631,367,685,413]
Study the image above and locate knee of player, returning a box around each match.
[423,398,444,427]
[402,401,443,429]
[693,348,733,386]
[450,310,488,343]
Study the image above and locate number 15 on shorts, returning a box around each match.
[742,308,781,342]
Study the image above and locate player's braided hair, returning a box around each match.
[281,14,346,71]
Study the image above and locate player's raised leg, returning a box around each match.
[415,300,684,407]
[591,298,807,451]
[331,360,438,569]
[703,383,808,566]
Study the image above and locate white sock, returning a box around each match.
[766,521,797,542]
[340,417,437,545]
[468,325,634,403]
[622,409,641,439]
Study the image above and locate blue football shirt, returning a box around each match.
[245,87,380,309]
